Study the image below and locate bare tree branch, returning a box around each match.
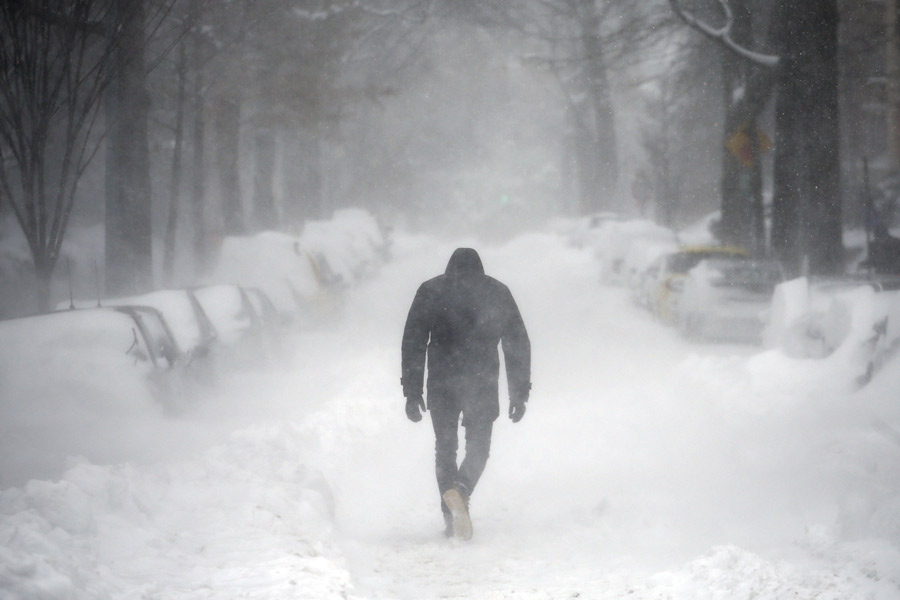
[668,0,779,68]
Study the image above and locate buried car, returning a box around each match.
[0,306,184,408]
[191,284,283,366]
[98,289,218,366]
[676,257,785,342]
[647,246,750,322]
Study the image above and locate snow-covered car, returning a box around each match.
[624,240,679,307]
[114,305,182,369]
[191,284,262,346]
[591,219,677,284]
[210,232,321,316]
[245,287,281,327]
[244,286,289,361]
[676,257,785,342]
[92,289,218,365]
[0,307,182,406]
[191,284,277,367]
[306,250,345,290]
[647,246,750,322]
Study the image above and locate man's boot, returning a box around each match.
[442,484,472,540]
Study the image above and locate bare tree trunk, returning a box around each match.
[190,69,207,275]
[772,0,842,276]
[163,40,187,284]
[252,127,277,230]
[718,0,759,250]
[570,103,596,215]
[304,124,325,219]
[105,0,153,296]
[805,2,842,275]
[886,0,900,171]
[34,258,53,315]
[280,129,303,231]
[582,22,618,209]
[213,93,243,235]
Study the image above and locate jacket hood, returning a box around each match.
[445,248,484,278]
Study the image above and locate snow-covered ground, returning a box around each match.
[2,231,900,599]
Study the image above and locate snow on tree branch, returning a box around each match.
[668,0,779,69]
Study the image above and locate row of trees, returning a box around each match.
[459,0,862,275]
[0,0,895,314]
[0,0,429,312]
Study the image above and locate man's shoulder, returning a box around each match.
[417,275,445,293]
[483,275,510,294]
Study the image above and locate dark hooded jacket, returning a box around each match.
[401,248,531,423]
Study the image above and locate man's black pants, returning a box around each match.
[430,396,493,517]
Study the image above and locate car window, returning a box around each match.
[134,309,179,367]
[705,259,783,290]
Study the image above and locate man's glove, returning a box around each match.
[509,396,527,423]
[405,395,426,422]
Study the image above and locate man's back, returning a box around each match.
[401,248,530,422]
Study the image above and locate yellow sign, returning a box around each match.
[726,124,772,167]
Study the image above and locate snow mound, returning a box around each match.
[208,209,387,316]
[590,219,677,283]
[209,231,321,314]
[299,208,386,284]
[0,425,350,600]
[648,544,897,599]
[763,277,900,388]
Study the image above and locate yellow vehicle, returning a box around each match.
[646,246,750,323]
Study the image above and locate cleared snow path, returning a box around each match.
[2,232,900,599]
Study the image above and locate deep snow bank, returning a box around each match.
[0,425,349,600]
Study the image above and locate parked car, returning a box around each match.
[98,289,218,365]
[191,284,262,346]
[114,305,182,368]
[191,284,276,367]
[646,246,750,322]
[676,257,785,342]
[0,306,183,407]
[624,240,679,307]
[245,287,281,327]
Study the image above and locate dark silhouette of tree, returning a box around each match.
[771,0,841,275]
[0,1,122,312]
[670,0,842,275]
[105,0,154,296]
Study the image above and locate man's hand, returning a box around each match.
[405,395,426,422]
[509,396,527,423]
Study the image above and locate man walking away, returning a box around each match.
[401,248,531,540]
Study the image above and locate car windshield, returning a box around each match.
[706,259,783,289]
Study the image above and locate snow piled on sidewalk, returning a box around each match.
[0,425,350,599]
